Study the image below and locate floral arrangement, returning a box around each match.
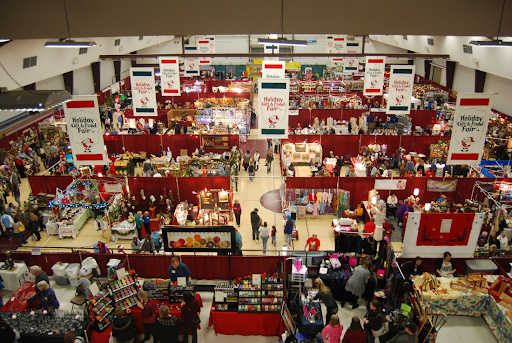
[233,272,287,286]
[149,195,156,206]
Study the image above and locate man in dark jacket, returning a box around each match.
[388,321,418,343]
[250,208,261,241]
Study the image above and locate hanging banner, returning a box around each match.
[344,58,359,72]
[264,44,279,54]
[198,57,212,66]
[197,36,215,54]
[331,57,344,66]
[184,57,200,76]
[130,68,157,116]
[363,56,386,95]
[258,78,290,139]
[374,179,407,190]
[346,41,361,53]
[64,96,108,165]
[426,179,458,192]
[184,44,198,54]
[159,57,181,96]
[262,60,285,79]
[326,35,345,53]
[386,65,415,114]
[446,93,493,165]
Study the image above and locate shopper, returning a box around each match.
[233,200,242,227]
[28,210,41,241]
[305,233,321,251]
[284,215,294,246]
[29,265,50,284]
[143,159,153,177]
[387,321,418,343]
[181,290,200,343]
[243,150,251,171]
[312,278,338,326]
[1,212,13,240]
[137,290,157,343]
[12,216,27,247]
[403,256,423,280]
[259,222,271,254]
[112,307,136,343]
[135,211,143,239]
[151,228,161,250]
[435,251,457,277]
[142,211,151,236]
[248,161,255,182]
[271,225,277,245]
[235,228,243,255]
[26,280,60,310]
[342,259,372,310]
[127,161,135,177]
[131,236,142,253]
[342,316,366,343]
[153,305,182,343]
[168,256,192,285]
[316,314,343,343]
[254,150,260,170]
[0,315,17,343]
[363,300,384,343]
[265,149,274,173]
[250,208,261,241]
[141,234,155,255]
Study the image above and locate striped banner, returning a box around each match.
[363,56,386,95]
[130,67,157,116]
[184,57,200,76]
[262,60,285,78]
[346,42,360,53]
[258,78,290,138]
[386,65,415,114]
[159,57,181,96]
[446,93,493,165]
[64,96,107,165]
[184,44,197,54]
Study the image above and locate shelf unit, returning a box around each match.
[212,284,238,312]
[144,279,170,301]
[237,284,261,313]
[90,290,114,331]
[111,276,139,310]
[261,278,285,312]
[168,285,195,303]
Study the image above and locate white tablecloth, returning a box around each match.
[46,222,59,235]
[0,262,29,291]
[58,209,93,239]
[111,223,137,241]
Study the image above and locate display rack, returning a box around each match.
[238,284,261,313]
[261,277,284,312]
[168,285,195,303]
[144,279,170,301]
[91,290,114,331]
[111,276,139,310]
[212,284,239,312]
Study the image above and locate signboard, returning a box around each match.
[130,68,157,116]
[184,57,200,76]
[331,57,344,65]
[374,179,407,190]
[262,60,286,79]
[162,226,236,253]
[64,96,108,165]
[198,57,212,66]
[202,135,230,150]
[386,65,415,114]
[159,57,181,96]
[363,56,386,95]
[264,44,279,54]
[346,41,361,53]
[184,44,198,54]
[446,93,493,165]
[258,78,290,139]
[344,58,359,72]
[326,35,345,53]
[295,35,317,43]
[197,37,215,54]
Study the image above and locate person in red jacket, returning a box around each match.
[137,290,156,343]
[233,199,242,227]
[342,316,366,343]
[181,291,200,343]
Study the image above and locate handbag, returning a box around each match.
[372,316,389,337]
[194,317,201,326]
[18,224,25,232]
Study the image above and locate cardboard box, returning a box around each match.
[180,149,188,156]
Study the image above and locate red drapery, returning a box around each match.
[209,311,285,336]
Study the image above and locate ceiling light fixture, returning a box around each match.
[45,0,96,48]
[469,0,511,47]
[258,0,307,47]
[0,39,10,43]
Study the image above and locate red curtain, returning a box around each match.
[28,175,74,195]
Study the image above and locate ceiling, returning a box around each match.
[1,0,511,40]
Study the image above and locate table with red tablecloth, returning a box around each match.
[0,281,37,312]
[208,311,285,336]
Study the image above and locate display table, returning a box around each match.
[0,262,29,291]
[297,301,324,335]
[351,157,367,177]
[1,282,36,312]
[45,222,59,236]
[57,209,93,239]
[111,221,137,241]
[208,311,285,336]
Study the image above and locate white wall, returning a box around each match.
[484,73,512,115]
[452,64,475,93]
[36,74,65,90]
[100,60,115,89]
[0,36,175,90]
[73,65,95,95]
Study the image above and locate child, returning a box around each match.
[271,226,276,245]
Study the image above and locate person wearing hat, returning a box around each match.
[387,321,418,343]
[250,208,261,241]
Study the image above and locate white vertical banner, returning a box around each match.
[64,96,108,166]
[198,57,212,66]
[363,56,386,95]
[262,60,285,79]
[258,78,290,139]
[130,68,157,116]
[197,37,215,54]
[331,57,344,66]
[207,37,216,54]
[184,44,198,54]
[446,93,493,165]
[264,44,279,54]
[184,57,200,76]
[386,65,415,114]
[159,57,181,96]
[344,58,359,72]
[326,35,345,53]
[346,40,361,53]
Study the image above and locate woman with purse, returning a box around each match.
[137,290,156,343]
[312,278,339,326]
[363,300,385,343]
[316,314,343,343]
[12,216,27,247]
[342,259,372,309]
[181,291,200,343]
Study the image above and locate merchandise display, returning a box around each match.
[110,220,137,241]
[281,142,322,167]
[143,279,170,301]
[3,311,87,338]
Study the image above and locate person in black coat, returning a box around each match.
[312,278,339,325]
[153,305,182,343]
[250,208,261,241]
[112,307,136,343]
[402,256,423,280]
[363,300,385,343]
[435,251,457,277]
